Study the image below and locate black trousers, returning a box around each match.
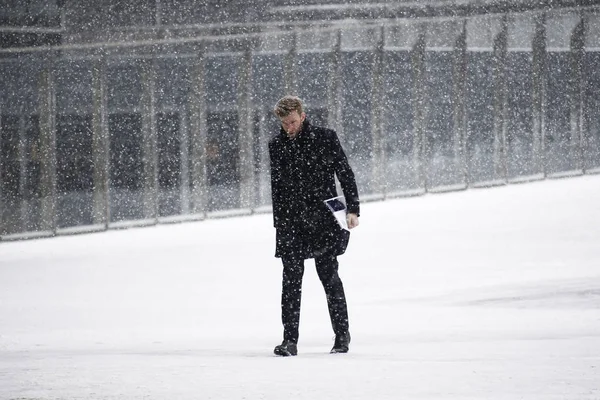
[281,255,349,343]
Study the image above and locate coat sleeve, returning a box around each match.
[330,131,360,216]
[269,140,284,227]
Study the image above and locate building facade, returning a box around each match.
[1,0,599,239]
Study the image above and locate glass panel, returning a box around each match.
[160,0,243,25]
[341,51,373,195]
[156,60,191,110]
[425,50,461,188]
[109,113,144,222]
[0,57,41,236]
[207,112,240,211]
[158,112,182,217]
[1,58,39,115]
[546,11,580,51]
[70,0,155,29]
[297,52,329,106]
[252,55,285,208]
[254,108,281,206]
[466,16,502,50]
[382,50,417,192]
[466,51,497,183]
[252,111,263,207]
[508,14,535,51]
[546,51,576,174]
[304,108,327,128]
[259,33,294,53]
[252,54,285,109]
[585,12,600,49]
[426,20,462,49]
[386,22,422,50]
[56,115,94,228]
[107,65,143,112]
[24,115,43,232]
[1,115,21,235]
[56,60,94,115]
[0,0,61,26]
[585,51,600,171]
[341,27,380,50]
[297,30,337,52]
[505,51,535,178]
[206,55,239,109]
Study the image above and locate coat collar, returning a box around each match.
[280,119,313,142]
[279,118,315,143]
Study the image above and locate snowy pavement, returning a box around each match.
[1,175,600,399]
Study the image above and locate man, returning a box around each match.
[268,95,360,357]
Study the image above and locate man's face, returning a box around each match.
[279,111,305,138]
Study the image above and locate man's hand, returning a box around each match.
[347,213,359,229]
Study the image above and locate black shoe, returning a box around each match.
[331,332,351,354]
[274,340,298,357]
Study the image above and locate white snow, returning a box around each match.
[1,175,600,399]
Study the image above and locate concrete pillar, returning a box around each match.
[38,53,57,234]
[18,112,27,232]
[532,13,548,177]
[91,55,110,226]
[412,29,427,191]
[327,30,343,138]
[140,59,159,221]
[179,105,190,214]
[284,33,298,95]
[370,26,386,196]
[0,110,2,238]
[493,16,509,182]
[0,108,3,237]
[571,16,586,173]
[257,107,271,206]
[189,49,208,217]
[238,48,255,210]
[453,22,468,186]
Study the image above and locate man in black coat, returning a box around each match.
[269,96,360,356]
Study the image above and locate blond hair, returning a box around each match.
[274,95,304,118]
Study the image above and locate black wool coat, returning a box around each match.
[269,119,360,259]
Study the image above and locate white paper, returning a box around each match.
[324,195,349,231]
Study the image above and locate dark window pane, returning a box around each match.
[297,52,329,106]
[425,50,461,187]
[253,54,285,108]
[158,112,182,217]
[56,114,94,228]
[0,115,22,235]
[207,112,239,211]
[585,51,600,171]
[1,115,21,199]
[506,51,535,178]
[341,51,373,193]
[24,115,41,201]
[466,51,497,183]
[546,51,575,174]
[109,113,144,222]
[383,50,416,191]
[107,65,142,112]
[56,115,93,193]
[206,56,239,108]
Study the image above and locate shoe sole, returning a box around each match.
[274,348,297,357]
[330,349,349,354]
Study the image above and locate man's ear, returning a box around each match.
[301,112,306,122]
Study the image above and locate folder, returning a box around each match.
[324,196,349,231]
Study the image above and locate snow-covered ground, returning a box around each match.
[1,175,599,400]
